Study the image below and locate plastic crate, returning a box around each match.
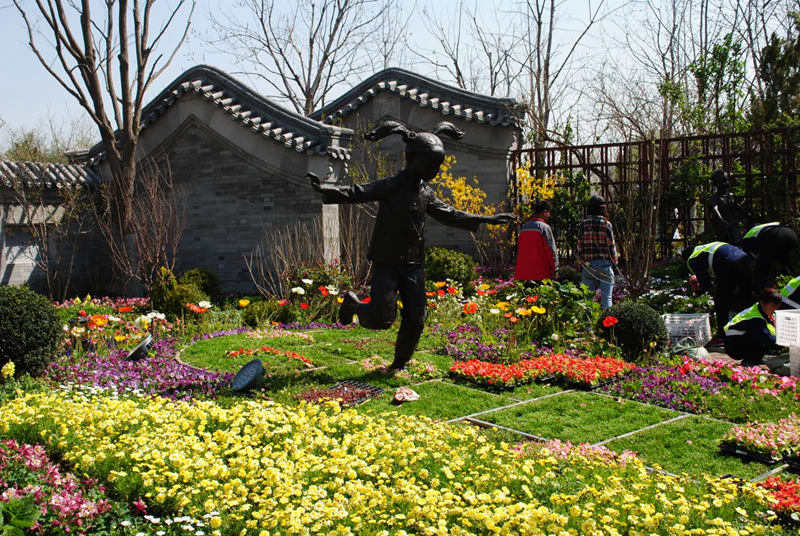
[661,313,712,347]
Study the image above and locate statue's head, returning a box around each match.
[711,169,731,191]
[365,120,464,182]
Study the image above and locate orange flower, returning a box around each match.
[447,287,457,295]
[463,301,478,314]
[509,316,519,323]
[602,315,619,328]
[278,299,289,306]
[426,291,436,297]
[477,290,486,296]
[117,306,133,313]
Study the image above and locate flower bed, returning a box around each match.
[47,340,232,399]
[438,323,510,362]
[450,353,633,389]
[601,362,728,413]
[296,381,383,407]
[721,415,800,462]
[0,392,782,535]
[602,357,800,422]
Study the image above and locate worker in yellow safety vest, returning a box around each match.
[723,289,782,366]
[686,241,753,338]
[780,276,800,310]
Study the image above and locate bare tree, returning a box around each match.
[210,0,394,116]
[365,0,416,72]
[93,158,186,293]
[521,0,613,147]
[13,0,195,223]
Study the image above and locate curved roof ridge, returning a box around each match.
[89,64,353,161]
[311,67,522,127]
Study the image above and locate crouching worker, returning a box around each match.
[740,222,799,290]
[724,289,783,366]
[309,120,514,372]
[686,241,753,338]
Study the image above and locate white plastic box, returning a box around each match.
[776,310,800,376]
[661,313,712,347]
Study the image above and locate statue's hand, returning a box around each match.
[489,213,515,225]
[307,172,323,193]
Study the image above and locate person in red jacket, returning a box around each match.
[514,200,558,282]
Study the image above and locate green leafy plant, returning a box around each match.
[179,267,221,302]
[0,286,62,376]
[242,299,298,327]
[161,283,209,319]
[0,495,41,535]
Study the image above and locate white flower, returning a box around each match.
[326,285,339,295]
[490,308,500,315]
[134,316,150,329]
[198,301,212,309]
[302,278,313,285]
[62,324,70,333]
[146,311,166,321]
[291,287,306,295]
[121,520,132,527]
[107,315,121,323]
[550,333,560,341]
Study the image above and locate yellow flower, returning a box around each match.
[532,306,547,315]
[435,282,446,288]
[239,299,251,308]
[1,361,14,380]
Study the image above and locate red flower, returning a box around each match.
[300,303,309,309]
[447,287,457,295]
[437,289,445,297]
[319,286,329,297]
[117,306,133,313]
[487,289,497,295]
[132,497,147,514]
[602,315,619,328]
[463,302,478,314]
[79,309,87,317]
[477,290,486,297]
[278,299,289,306]
[362,297,372,304]
[525,296,539,303]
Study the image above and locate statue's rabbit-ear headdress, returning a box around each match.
[432,121,465,140]
[365,119,465,154]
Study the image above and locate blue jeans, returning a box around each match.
[582,259,614,310]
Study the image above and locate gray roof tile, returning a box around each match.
[311,68,523,127]
[0,160,99,190]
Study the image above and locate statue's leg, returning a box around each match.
[354,263,398,330]
[389,264,426,371]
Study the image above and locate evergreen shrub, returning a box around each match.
[0,286,62,376]
[597,301,668,362]
[425,247,476,286]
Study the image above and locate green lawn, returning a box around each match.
[482,391,680,444]
[604,415,774,479]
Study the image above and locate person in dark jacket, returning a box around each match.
[309,120,514,371]
[724,289,783,366]
[740,222,799,290]
[576,195,618,310]
[707,169,750,244]
[686,241,754,338]
[514,200,558,282]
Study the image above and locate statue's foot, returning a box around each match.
[338,291,360,325]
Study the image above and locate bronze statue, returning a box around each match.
[708,169,750,244]
[309,120,514,372]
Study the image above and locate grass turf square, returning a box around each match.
[482,391,680,444]
[603,415,773,479]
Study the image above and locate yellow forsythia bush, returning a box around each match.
[0,392,782,535]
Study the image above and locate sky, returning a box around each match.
[0,0,625,150]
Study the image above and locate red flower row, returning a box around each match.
[450,354,634,388]
[760,477,800,513]
[225,346,314,367]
